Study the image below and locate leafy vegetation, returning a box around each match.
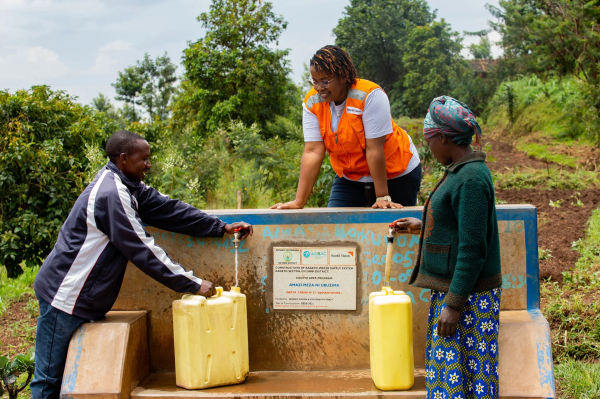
[173,0,293,137]
[487,0,600,143]
[486,75,597,141]
[401,20,464,116]
[0,86,118,278]
[333,0,432,95]
[0,349,35,399]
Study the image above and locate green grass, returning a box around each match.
[493,167,600,190]
[541,208,600,363]
[516,142,580,168]
[0,265,38,316]
[555,360,600,399]
[541,208,600,398]
[485,74,599,170]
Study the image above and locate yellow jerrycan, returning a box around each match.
[172,286,249,389]
[369,225,414,390]
[369,287,414,390]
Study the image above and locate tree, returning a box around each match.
[401,20,465,117]
[465,30,493,60]
[172,0,292,136]
[91,93,126,127]
[334,0,433,91]
[113,53,178,122]
[92,93,113,113]
[488,0,600,87]
[0,86,118,277]
[137,53,178,120]
[112,66,144,122]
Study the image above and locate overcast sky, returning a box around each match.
[0,0,501,106]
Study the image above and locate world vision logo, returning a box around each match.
[304,250,326,258]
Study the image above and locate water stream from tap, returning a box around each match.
[234,248,239,287]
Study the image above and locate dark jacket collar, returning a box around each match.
[106,162,143,192]
[447,151,487,173]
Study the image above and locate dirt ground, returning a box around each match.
[1,138,596,355]
[485,138,600,281]
[0,295,37,355]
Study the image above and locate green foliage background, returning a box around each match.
[0,86,118,277]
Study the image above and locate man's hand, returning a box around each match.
[437,305,460,338]
[197,280,216,297]
[392,217,422,234]
[270,199,303,210]
[224,222,253,239]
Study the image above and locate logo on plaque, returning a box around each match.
[283,251,293,262]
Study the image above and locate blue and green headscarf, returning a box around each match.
[423,96,482,146]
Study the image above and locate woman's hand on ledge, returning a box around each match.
[391,217,422,234]
[372,200,402,209]
[270,199,304,210]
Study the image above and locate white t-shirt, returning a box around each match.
[302,88,420,182]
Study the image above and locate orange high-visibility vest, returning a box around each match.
[303,79,413,180]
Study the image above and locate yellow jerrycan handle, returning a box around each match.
[181,286,223,300]
[381,286,405,295]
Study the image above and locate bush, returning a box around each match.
[0,86,118,277]
[486,75,598,141]
[0,349,35,399]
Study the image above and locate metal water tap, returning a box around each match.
[233,227,241,249]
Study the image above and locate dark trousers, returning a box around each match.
[30,294,87,399]
[328,163,422,207]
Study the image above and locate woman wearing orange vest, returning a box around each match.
[271,45,422,210]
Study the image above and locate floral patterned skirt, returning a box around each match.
[425,288,501,399]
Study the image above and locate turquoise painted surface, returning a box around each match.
[60,325,86,394]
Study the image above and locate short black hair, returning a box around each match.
[310,45,358,89]
[105,130,146,163]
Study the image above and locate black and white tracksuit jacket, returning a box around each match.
[34,162,226,320]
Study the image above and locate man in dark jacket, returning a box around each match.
[30,130,253,398]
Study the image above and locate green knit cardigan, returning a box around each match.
[409,151,502,310]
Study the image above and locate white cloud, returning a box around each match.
[0,46,69,82]
[87,40,134,75]
[99,39,133,52]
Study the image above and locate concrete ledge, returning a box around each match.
[132,370,427,398]
[498,310,555,398]
[60,311,150,399]
[130,370,548,399]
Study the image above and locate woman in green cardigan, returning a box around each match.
[392,96,502,399]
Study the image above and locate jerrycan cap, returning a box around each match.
[214,286,223,297]
[231,286,241,293]
[382,286,405,295]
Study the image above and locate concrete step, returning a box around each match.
[131,369,547,399]
[131,369,427,398]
